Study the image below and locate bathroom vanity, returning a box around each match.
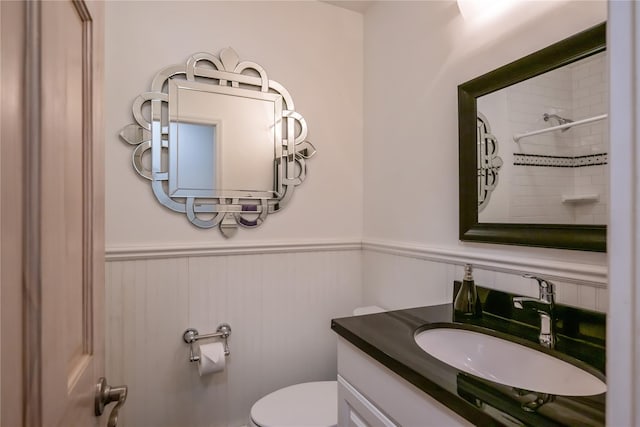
[336,335,472,426]
[331,286,606,427]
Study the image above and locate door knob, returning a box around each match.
[95,377,128,427]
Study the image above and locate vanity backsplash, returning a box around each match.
[453,281,606,373]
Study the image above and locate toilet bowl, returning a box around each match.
[249,306,386,427]
[249,381,337,427]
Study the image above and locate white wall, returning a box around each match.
[104,2,614,426]
[607,2,640,423]
[104,2,364,426]
[362,1,607,309]
[105,0,363,248]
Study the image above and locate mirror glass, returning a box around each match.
[477,51,607,225]
[119,48,315,237]
[458,23,606,251]
[168,80,280,198]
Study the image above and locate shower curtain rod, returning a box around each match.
[513,113,608,142]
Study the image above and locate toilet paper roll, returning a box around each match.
[197,342,226,376]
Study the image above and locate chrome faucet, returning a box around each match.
[512,275,556,349]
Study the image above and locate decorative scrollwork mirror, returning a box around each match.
[120,47,316,237]
[476,113,503,213]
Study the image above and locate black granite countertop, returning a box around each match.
[331,287,606,427]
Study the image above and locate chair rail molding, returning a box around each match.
[105,238,608,288]
[106,237,607,288]
[362,239,607,287]
[105,238,362,261]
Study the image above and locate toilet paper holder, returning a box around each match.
[183,323,232,362]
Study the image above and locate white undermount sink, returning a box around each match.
[414,327,606,396]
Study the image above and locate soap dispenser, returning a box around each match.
[454,264,482,318]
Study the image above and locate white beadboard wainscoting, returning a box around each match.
[361,240,607,313]
[105,239,607,427]
[105,247,362,427]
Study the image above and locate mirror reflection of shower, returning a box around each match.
[477,50,608,225]
[543,113,573,131]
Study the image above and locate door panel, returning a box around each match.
[41,4,87,416]
[40,0,106,424]
[0,1,26,426]
[2,0,106,425]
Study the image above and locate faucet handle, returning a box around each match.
[522,274,555,303]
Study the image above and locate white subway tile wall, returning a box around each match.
[570,53,609,224]
[480,52,608,224]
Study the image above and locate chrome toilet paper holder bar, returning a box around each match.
[183,323,232,362]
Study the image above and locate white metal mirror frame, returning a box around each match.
[119,48,316,237]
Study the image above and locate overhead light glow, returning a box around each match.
[457,0,522,23]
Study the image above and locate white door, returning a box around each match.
[1,1,125,426]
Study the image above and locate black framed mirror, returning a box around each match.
[458,23,606,252]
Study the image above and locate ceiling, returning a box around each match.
[323,1,373,14]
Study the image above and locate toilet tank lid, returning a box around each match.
[250,381,337,427]
[353,305,386,316]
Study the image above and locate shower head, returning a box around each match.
[543,113,573,131]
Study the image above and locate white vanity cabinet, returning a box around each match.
[337,338,472,427]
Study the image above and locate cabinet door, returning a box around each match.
[338,375,398,427]
[337,338,472,427]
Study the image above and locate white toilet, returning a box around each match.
[249,381,338,427]
[248,306,386,427]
